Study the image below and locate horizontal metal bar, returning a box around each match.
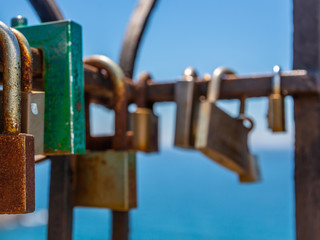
[1,48,318,108]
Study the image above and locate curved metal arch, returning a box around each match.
[119,0,158,79]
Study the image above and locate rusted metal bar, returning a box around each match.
[119,0,158,79]
[47,156,74,240]
[27,0,64,22]
[0,50,318,104]
[293,0,320,239]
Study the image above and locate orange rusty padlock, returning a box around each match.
[0,21,35,214]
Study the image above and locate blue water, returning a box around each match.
[0,148,295,240]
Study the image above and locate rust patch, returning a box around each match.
[11,28,33,92]
[0,134,35,213]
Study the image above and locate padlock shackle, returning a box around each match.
[84,55,128,150]
[0,21,21,134]
[183,67,198,82]
[207,67,235,103]
[136,72,152,108]
[11,28,32,92]
[272,65,281,95]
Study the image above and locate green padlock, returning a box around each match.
[15,20,85,154]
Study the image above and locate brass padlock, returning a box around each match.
[174,67,200,148]
[75,151,136,210]
[0,21,35,214]
[267,65,286,132]
[11,28,45,155]
[130,72,158,152]
[195,67,253,175]
[74,55,136,210]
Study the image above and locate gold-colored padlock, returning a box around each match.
[74,151,136,210]
[74,55,137,211]
[130,72,158,153]
[174,67,200,148]
[267,65,286,132]
[195,67,254,175]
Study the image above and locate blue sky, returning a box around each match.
[2,0,293,150]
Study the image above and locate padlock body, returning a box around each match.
[239,155,261,183]
[74,151,137,211]
[0,133,35,214]
[130,108,158,152]
[21,91,45,155]
[268,94,286,132]
[16,20,86,154]
[195,102,250,174]
[174,81,200,148]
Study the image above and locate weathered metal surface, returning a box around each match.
[10,28,32,92]
[195,67,253,175]
[119,0,158,79]
[0,21,35,214]
[0,134,35,213]
[293,0,320,239]
[0,21,21,134]
[174,67,200,148]
[16,20,85,154]
[267,65,286,132]
[9,28,45,155]
[48,156,74,240]
[27,0,64,22]
[84,55,128,150]
[74,151,137,211]
[1,52,318,105]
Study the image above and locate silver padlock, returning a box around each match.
[195,67,254,175]
[174,67,200,148]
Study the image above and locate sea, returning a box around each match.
[0,148,295,240]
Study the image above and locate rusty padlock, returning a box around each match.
[267,65,286,132]
[174,67,200,148]
[0,21,35,214]
[195,67,254,175]
[11,28,45,155]
[74,55,136,210]
[130,72,158,152]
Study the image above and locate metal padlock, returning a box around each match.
[75,151,136,210]
[239,154,261,183]
[174,67,200,148]
[11,28,45,155]
[74,55,137,210]
[0,21,35,214]
[15,20,85,154]
[267,65,286,132]
[195,67,253,175]
[130,72,158,152]
[237,97,261,183]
